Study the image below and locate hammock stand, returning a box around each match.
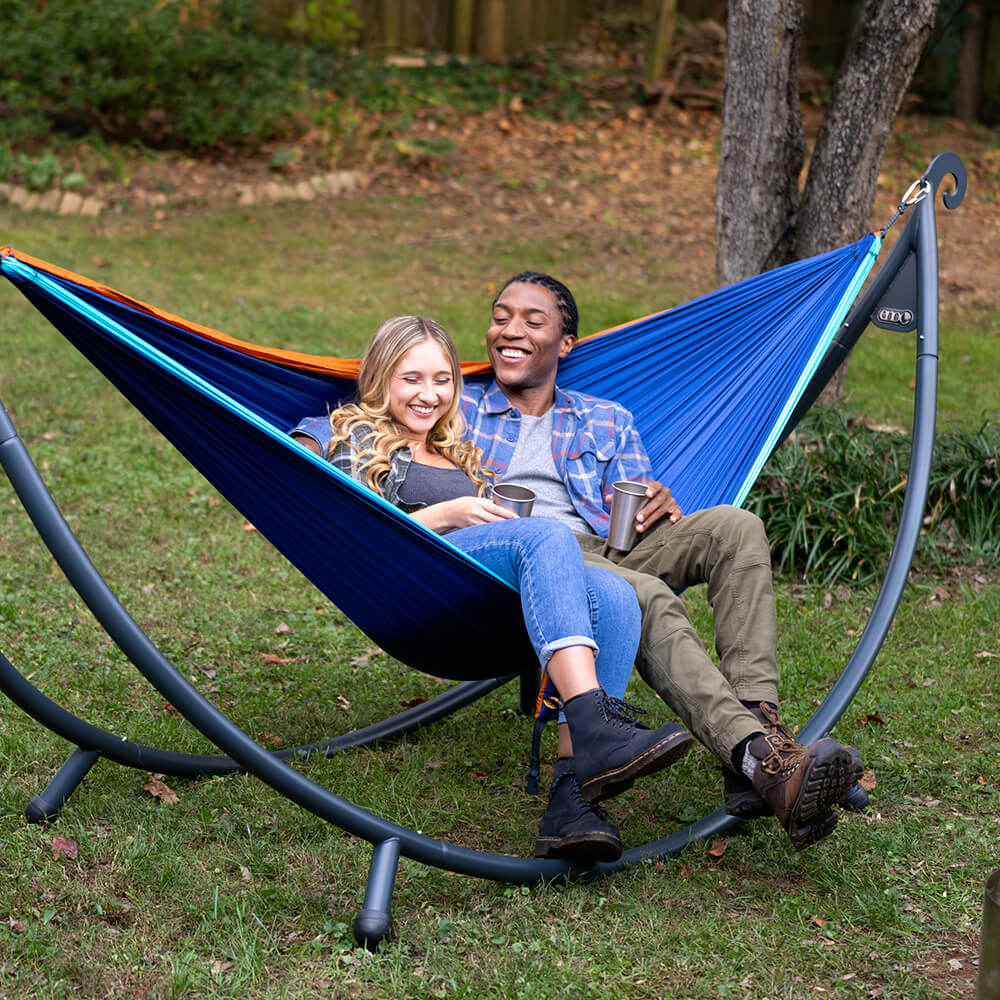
[0,153,965,949]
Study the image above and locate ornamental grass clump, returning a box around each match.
[747,408,1000,584]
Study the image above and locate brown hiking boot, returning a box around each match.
[746,724,863,851]
[724,703,864,825]
[723,702,791,818]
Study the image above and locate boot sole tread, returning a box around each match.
[534,833,623,864]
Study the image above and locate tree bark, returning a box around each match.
[717,0,939,402]
[647,0,678,81]
[797,0,937,401]
[715,0,805,287]
[955,1,985,123]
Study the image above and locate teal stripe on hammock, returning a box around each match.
[0,234,881,680]
[555,233,881,514]
[731,233,881,507]
[0,254,515,593]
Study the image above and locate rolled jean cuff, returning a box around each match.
[540,635,599,663]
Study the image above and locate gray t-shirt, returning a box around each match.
[503,409,590,534]
[396,460,479,510]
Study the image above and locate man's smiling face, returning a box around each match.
[486,281,574,401]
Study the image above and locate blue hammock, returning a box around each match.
[0,235,879,682]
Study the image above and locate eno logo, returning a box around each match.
[878,307,914,325]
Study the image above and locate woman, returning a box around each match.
[314,316,693,863]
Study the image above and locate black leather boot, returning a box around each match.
[533,758,623,864]
[562,688,694,803]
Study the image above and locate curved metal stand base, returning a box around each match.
[0,153,964,946]
[354,838,401,950]
[25,747,101,823]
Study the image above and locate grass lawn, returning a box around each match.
[0,193,997,999]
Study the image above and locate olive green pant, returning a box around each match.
[576,505,779,764]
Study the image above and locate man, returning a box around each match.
[290,273,863,860]
[457,271,863,855]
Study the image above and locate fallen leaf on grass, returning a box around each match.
[706,838,728,858]
[211,960,233,977]
[242,522,258,533]
[143,773,179,805]
[51,836,78,861]
[275,622,291,635]
[8,917,27,933]
[261,653,292,665]
[860,768,877,792]
[978,775,989,786]
[239,865,251,882]
[400,697,427,709]
[974,650,997,659]
[159,701,179,714]
[948,958,963,971]
[336,694,351,711]
[257,731,282,746]
[810,914,826,928]
[350,646,383,667]
[861,711,885,726]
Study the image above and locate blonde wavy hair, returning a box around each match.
[327,316,491,494]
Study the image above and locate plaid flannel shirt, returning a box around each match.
[459,380,653,538]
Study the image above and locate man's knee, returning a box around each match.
[703,505,770,564]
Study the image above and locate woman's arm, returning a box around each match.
[411,496,516,533]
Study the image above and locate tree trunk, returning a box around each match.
[715,0,805,287]
[796,0,937,402]
[647,0,678,81]
[956,1,986,123]
[717,0,939,402]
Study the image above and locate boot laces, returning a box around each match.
[598,693,647,728]
[758,702,798,742]
[553,766,613,820]
[759,732,807,776]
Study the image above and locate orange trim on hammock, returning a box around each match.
[3,247,495,379]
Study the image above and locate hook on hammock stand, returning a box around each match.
[0,153,967,948]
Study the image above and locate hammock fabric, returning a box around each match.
[0,236,879,684]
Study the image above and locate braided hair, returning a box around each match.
[493,271,579,339]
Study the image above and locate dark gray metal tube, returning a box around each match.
[798,190,940,745]
[354,838,402,950]
[25,747,101,824]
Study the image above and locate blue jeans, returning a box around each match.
[447,518,639,708]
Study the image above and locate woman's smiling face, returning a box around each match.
[388,336,455,442]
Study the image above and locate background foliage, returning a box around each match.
[3,0,1000,152]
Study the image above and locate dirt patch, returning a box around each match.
[6,107,1000,308]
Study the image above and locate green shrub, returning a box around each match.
[0,0,306,148]
[747,408,1000,583]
